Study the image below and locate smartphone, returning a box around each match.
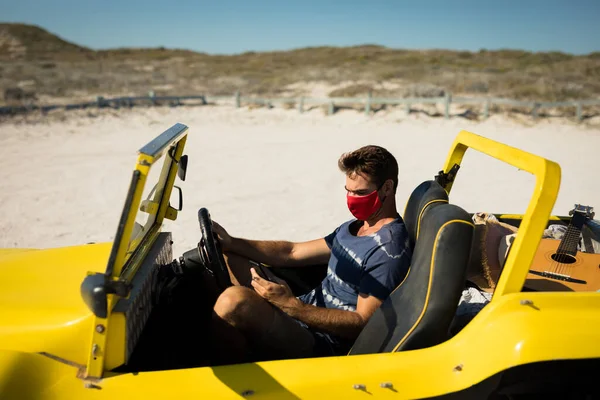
[249,260,274,282]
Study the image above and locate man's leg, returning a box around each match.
[212,286,317,363]
[208,310,251,366]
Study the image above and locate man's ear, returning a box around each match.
[383,179,393,195]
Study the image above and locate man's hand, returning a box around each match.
[250,268,301,312]
[211,220,233,251]
[250,269,384,341]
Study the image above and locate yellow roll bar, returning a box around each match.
[439,130,561,297]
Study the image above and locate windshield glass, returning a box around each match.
[124,153,170,266]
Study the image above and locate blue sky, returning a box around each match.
[2,0,599,55]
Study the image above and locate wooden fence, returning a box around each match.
[2,90,599,122]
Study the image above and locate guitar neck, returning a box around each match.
[556,213,586,256]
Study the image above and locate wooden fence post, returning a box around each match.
[149,90,156,106]
[235,91,241,108]
[484,99,490,119]
[365,91,372,116]
[405,102,411,116]
[328,101,335,116]
[298,97,304,114]
[532,103,540,119]
[96,96,104,108]
[444,93,452,119]
[576,102,582,122]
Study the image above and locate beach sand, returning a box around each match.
[0,104,598,257]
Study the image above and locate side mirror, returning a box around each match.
[81,273,131,318]
[172,185,183,211]
[166,186,184,221]
[178,155,188,181]
[81,273,109,318]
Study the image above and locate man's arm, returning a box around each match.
[249,268,382,340]
[229,237,331,267]
[282,293,383,340]
[212,221,332,267]
[250,234,411,339]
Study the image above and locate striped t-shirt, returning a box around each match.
[299,216,412,312]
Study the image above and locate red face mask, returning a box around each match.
[346,189,383,221]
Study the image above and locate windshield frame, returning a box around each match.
[104,123,188,279]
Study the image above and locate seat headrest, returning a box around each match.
[404,180,449,249]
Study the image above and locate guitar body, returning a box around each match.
[525,238,600,292]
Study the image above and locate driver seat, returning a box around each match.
[403,180,449,250]
[348,201,474,354]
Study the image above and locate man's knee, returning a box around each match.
[214,286,260,327]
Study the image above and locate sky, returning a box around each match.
[2,0,599,55]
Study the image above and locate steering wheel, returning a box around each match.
[197,207,232,289]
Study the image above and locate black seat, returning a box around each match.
[403,180,449,250]
[348,202,474,355]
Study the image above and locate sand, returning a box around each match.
[0,104,598,258]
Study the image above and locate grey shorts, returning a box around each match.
[295,289,352,356]
[291,316,349,357]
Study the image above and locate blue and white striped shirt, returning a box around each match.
[299,216,412,311]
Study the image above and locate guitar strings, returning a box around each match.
[555,229,571,275]
[540,206,591,283]
[552,228,578,275]
[550,227,571,275]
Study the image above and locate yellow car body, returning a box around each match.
[0,125,598,399]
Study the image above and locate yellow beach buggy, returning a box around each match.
[0,124,598,399]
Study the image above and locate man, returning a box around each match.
[209,145,412,364]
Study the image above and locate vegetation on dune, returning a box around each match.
[1,23,600,106]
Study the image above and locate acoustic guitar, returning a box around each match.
[525,204,600,292]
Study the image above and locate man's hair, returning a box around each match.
[338,145,399,192]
